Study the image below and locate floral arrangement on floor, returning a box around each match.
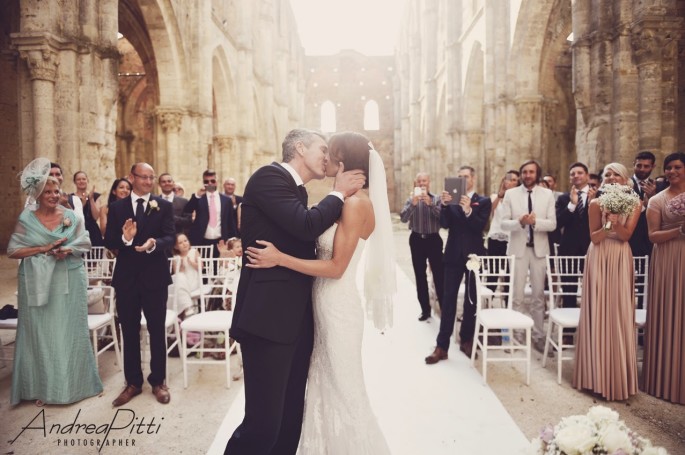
[597,183,640,230]
[526,405,669,455]
[665,191,685,217]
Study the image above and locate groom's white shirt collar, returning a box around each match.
[280,162,304,186]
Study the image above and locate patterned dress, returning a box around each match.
[9,206,103,405]
[297,224,390,454]
[642,190,685,404]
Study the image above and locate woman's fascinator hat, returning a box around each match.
[19,157,52,205]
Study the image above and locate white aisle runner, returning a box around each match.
[208,264,529,454]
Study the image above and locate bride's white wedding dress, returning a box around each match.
[297,224,391,454]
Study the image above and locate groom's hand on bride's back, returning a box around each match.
[334,162,366,198]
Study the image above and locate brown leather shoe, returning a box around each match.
[112,384,142,407]
[425,346,448,364]
[152,384,171,404]
[460,340,477,359]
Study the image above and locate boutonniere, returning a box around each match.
[472,202,480,206]
[61,216,72,232]
[146,199,160,215]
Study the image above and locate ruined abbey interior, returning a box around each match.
[1,0,683,247]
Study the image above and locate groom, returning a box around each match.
[226,129,365,454]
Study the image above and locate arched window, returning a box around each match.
[363,100,380,131]
[320,101,336,133]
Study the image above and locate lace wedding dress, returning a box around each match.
[297,224,390,454]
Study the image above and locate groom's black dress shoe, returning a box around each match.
[418,313,431,321]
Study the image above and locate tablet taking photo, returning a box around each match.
[444,177,466,205]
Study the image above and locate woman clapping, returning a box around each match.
[8,158,102,406]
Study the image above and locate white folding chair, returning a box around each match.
[633,255,649,361]
[0,310,18,368]
[542,255,584,384]
[87,285,122,370]
[85,256,122,370]
[180,257,241,388]
[470,256,533,385]
[454,255,515,342]
[195,245,214,260]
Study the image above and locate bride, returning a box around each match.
[246,131,395,454]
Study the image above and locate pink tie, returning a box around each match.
[208,193,218,228]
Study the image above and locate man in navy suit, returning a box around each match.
[629,151,667,308]
[425,166,492,363]
[105,162,175,406]
[555,162,597,308]
[223,177,244,233]
[226,129,364,454]
[183,169,238,256]
[158,173,191,234]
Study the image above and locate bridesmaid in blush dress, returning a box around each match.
[573,163,641,401]
[642,152,685,404]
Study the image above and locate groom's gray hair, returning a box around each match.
[282,129,327,162]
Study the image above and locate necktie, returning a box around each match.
[576,191,585,217]
[135,198,145,223]
[298,185,308,206]
[527,190,534,247]
[208,193,218,228]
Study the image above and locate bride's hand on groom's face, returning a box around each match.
[245,240,281,268]
[334,162,366,198]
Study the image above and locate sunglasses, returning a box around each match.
[203,179,217,184]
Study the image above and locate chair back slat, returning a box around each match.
[546,255,585,310]
[477,255,515,310]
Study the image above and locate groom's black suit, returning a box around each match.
[227,162,343,454]
[104,195,175,387]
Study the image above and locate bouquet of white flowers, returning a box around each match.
[597,183,640,231]
[527,405,670,455]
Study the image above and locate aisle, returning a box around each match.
[208,264,529,454]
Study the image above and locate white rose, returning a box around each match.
[555,424,597,455]
[466,254,481,271]
[599,423,633,453]
[587,405,619,425]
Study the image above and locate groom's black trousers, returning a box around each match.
[225,311,314,455]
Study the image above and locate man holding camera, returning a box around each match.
[400,172,444,322]
[183,169,238,256]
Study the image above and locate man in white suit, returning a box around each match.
[501,160,556,352]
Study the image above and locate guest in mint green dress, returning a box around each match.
[8,158,102,406]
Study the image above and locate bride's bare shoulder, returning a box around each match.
[343,191,372,212]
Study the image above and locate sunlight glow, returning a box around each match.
[289,0,409,55]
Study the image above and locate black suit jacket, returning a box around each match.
[440,193,491,265]
[170,195,191,234]
[183,192,238,244]
[628,177,668,256]
[230,162,344,344]
[555,192,591,256]
[104,195,175,290]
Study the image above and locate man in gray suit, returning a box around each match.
[158,173,191,234]
[500,160,557,352]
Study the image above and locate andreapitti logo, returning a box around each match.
[9,408,164,452]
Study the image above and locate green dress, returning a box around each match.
[8,206,103,405]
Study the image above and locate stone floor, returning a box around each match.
[0,216,683,454]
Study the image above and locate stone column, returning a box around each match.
[213,135,234,177]
[156,108,183,175]
[631,24,669,154]
[16,41,59,159]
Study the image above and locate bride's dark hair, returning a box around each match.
[328,132,370,189]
